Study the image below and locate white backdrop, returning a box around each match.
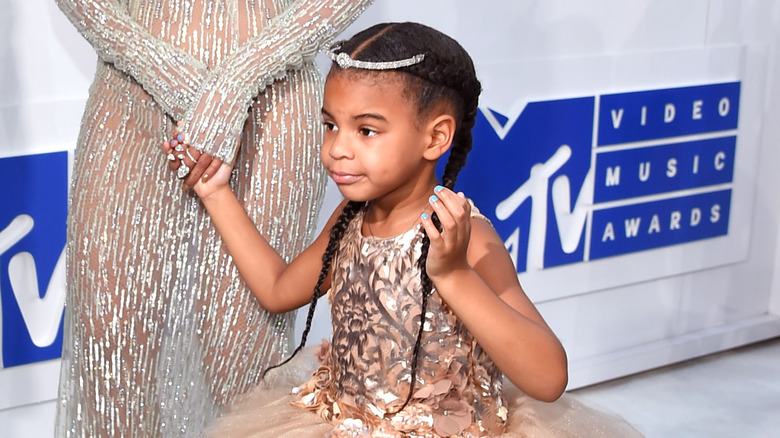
[2,1,780,436]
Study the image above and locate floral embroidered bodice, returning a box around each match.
[294,207,508,437]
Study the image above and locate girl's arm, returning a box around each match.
[55,0,207,120]
[178,0,373,164]
[194,162,341,313]
[422,188,568,403]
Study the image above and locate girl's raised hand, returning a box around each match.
[421,186,473,280]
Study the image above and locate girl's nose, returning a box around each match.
[327,133,353,159]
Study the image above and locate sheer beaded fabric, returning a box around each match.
[54,0,371,436]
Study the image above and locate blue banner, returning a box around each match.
[445,81,739,273]
[598,82,740,145]
[0,151,67,368]
[594,136,736,202]
[590,190,731,259]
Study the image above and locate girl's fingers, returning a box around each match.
[202,158,223,184]
[435,186,468,215]
[420,212,440,239]
[428,193,451,228]
[429,186,469,232]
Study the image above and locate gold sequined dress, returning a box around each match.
[54,1,371,436]
[205,207,644,437]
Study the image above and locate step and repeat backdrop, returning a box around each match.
[2,0,780,434]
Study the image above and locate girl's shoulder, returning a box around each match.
[466,198,505,257]
[467,198,492,226]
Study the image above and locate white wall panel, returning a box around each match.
[539,281,683,359]
[358,0,712,62]
[4,0,780,433]
[0,0,91,157]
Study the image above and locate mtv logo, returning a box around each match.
[0,151,68,368]
[444,82,739,274]
[443,96,595,272]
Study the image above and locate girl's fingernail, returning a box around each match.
[182,184,190,191]
[202,174,210,183]
[434,185,443,192]
[421,213,429,220]
[430,195,438,203]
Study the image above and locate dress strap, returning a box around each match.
[468,198,492,226]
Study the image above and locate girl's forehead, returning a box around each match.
[323,71,412,111]
[326,69,408,92]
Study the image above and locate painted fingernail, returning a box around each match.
[182,184,190,191]
[177,134,184,141]
[202,174,210,183]
[434,185,443,192]
[430,195,438,203]
[421,213,429,220]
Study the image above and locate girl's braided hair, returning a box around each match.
[263,22,481,415]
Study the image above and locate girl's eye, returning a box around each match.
[360,128,377,137]
[323,121,338,131]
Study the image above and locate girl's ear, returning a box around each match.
[423,114,456,161]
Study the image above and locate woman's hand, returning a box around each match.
[162,129,223,190]
[420,186,473,281]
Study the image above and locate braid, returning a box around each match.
[262,201,364,379]
[442,101,478,189]
[384,218,438,417]
[330,22,481,417]
[409,58,481,190]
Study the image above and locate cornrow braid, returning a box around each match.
[262,201,364,380]
[333,22,482,417]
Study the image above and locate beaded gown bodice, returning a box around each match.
[55,1,370,436]
[294,208,508,437]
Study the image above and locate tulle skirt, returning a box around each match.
[205,351,643,438]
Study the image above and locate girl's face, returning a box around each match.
[320,71,438,205]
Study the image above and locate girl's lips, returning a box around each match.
[329,171,361,185]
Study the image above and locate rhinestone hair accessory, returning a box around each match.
[328,43,425,70]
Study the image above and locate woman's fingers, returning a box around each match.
[182,147,209,188]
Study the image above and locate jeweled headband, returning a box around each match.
[328,42,425,70]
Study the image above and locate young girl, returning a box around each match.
[169,21,642,438]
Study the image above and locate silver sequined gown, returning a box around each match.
[205,207,644,437]
[54,1,372,436]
